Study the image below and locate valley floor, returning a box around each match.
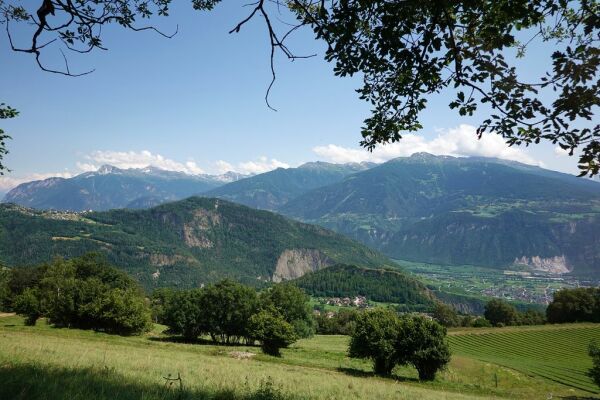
[0,315,597,400]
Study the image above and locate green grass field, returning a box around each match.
[0,314,598,399]
[449,323,600,394]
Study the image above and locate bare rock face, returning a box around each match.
[272,249,332,282]
[513,255,571,274]
[182,208,221,248]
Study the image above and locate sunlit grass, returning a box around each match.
[449,323,600,394]
[0,315,595,399]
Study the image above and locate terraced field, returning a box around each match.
[449,324,600,394]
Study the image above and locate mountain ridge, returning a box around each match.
[2,165,250,211]
[278,155,600,276]
[204,161,375,210]
[0,196,405,291]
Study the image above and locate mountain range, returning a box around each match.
[279,154,600,276]
[205,161,374,210]
[2,165,248,211]
[3,154,600,276]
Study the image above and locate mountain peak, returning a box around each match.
[138,165,167,174]
[298,161,333,169]
[97,164,121,174]
[215,171,249,183]
[409,152,442,160]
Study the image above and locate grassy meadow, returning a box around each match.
[0,314,598,400]
[449,323,600,394]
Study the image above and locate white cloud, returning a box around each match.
[82,150,207,175]
[0,171,74,191]
[84,151,288,176]
[554,146,570,157]
[216,156,289,175]
[313,124,540,166]
[75,162,98,172]
[0,151,290,193]
[1,125,542,194]
[214,160,235,175]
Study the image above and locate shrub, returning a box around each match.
[484,299,519,326]
[162,280,261,344]
[13,288,41,326]
[315,308,358,335]
[470,317,492,328]
[519,309,546,326]
[588,341,600,388]
[150,287,176,324]
[248,309,297,356]
[432,302,460,327]
[0,268,10,312]
[88,288,152,335]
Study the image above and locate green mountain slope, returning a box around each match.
[0,197,395,289]
[205,161,374,210]
[280,154,600,275]
[293,264,434,307]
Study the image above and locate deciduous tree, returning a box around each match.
[248,308,297,356]
[13,287,41,326]
[348,308,401,376]
[484,299,519,326]
[260,283,314,338]
[395,315,451,381]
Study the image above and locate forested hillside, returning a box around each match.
[0,197,399,290]
[293,264,434,307]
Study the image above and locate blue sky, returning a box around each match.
[0,1,582,191]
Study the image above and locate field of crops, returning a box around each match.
[449,324,600,394]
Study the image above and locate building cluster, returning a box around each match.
[323,296,368,308]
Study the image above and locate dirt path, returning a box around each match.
[0,313,15,318]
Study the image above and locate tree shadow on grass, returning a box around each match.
[149,336,260,348]
[149,335,216,345]
[336,367,374,378]
[336,367,420,383]
[0,363,292,400]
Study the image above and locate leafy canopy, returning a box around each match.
[589,341,600,388]
[484,298,520,326]
[349,308,451,380]
[296,1,600,176]
[248,308,297,356]
[547,287,600,323]
[349,308,401,376]
[260,283,315,338]
[10,254,152,335]
[0,103,17,174]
